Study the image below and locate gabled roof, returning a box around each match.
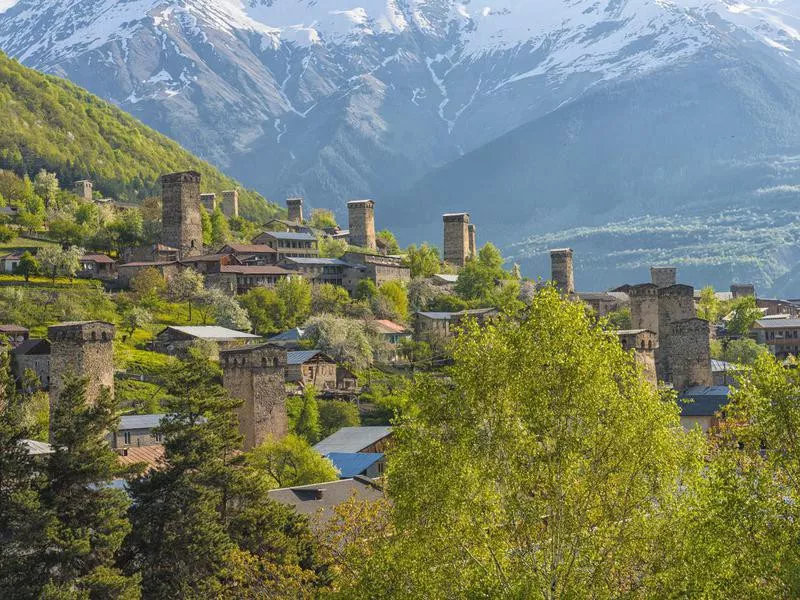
[118,414,164,431]
[287,349,332,365]
[710,359,740,373]
[221,244,277,254]
[372,319,409,335]
[753,318,800,329]
[257,231,317,242]
[0,324,29,334]
[314,426,393,455]
[158,326,260,341]
[11,338,49,355]
[119,261,179,268]
[117,445,165,472]
[417,308,497,320]
[326,452,384,478]
[431,273,458,283]
[219,265,292,275]
[679,386,731,417]
[81,253,116,264]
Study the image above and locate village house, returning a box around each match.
[267,327,307,349]
[756,298,800,318]
[415,308,499,342]
[751,318,800,359]
[122,243,180,264]
[325,452,385,479]
[178,252,239,274]
[108,414,164,449]
[152,325,262,357]
[342,251,411,289]
[0,324,30,347]
[711,359,741,386]
[314,426,393,455]
[219,243,278,265]
[261,218,313,234]
[79,253,117,280]
[251,231,319,259]
[577,291,629,317]
[0,250,26,273]
[286,350,342,390]
[11,338,50,388]
[678,386,731,433]
[205,264,294,294]
[430,273,458,288]
[117,261,181,287]
[280,257,358,289]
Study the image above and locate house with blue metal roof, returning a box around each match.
[252,230,319,260]
[326,452,385,478]
[678,386,731,432]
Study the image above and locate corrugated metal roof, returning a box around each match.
[268,328,306,342]
[163,326,260,340]
[679,386,731,417]
[314,426,393,454]
[283,257,350,266]
[754,319,800,329]
[287,350,324,365]
[119,414,165,431]
[22,439,54,455]
[259,231,317,241]
[326,452,383,478]
[710,359,739,373]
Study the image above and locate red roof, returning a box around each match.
[373,319,409,334]
[81,253,116,264]
[220,265,292,275]
[117,445,165,472]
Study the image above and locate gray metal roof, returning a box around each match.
[22,439,54,455]
[679,386,731,417]
[314,426,393,454]
[286,350,324,365]
[119,414,164,431]
[710,359,740,373]
[268,328,306,342]
[283,257,350,266]
[161,326,260,340]
[754,319,800,329]
[259,231,317,241]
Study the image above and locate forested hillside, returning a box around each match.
[0,52,278,221]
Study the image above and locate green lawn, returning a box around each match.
[0,236,58,252]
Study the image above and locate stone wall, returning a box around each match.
[730,283,755,299]
[650,267,677,288]
[48,321,115,415]
[550,248,574,295]
[668,318,712,390]
[629,284,659,333]
[161,171,203,258]
[617,329,657,386]
[221,345,288,450]
[200,193,216,212]
[74,180,92,202]
[657,284,696,384]
[222,189,239,218]
[287,197,304,223]
[443,213,470,267]
[468,223,477,259]
[348,200,376,250]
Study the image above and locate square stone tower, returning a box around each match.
[617,329,658,386]
[650,266,677,289]
[657,284,696,384]
[668,318,712,390]
[221,345,288,450]
[348,200,377,250]
[287,197,304,223]
[74,180,93,202]
[550,248,575,295]
[628,283,660,334]
[200,193,217,212]
[161,171,203,258]
[443,213,470,267]
[468,223,477,259]
[730,283,755,299]
[48,321,115,412]
[222,189,239,218]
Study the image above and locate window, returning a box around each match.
[123,431,131,445]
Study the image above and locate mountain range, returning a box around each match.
[1,0,800,291]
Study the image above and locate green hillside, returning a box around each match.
[0,52,279,221]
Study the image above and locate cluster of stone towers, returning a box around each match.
[442,213,477,267]
[626,267,712,390]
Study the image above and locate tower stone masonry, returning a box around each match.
[657,283,696,384]
[200,193,217,212]
[617,329,658,386]
[161,171,203,258]
[287,197,304,223]
[628,283,660,334]
[668,318,712,390]
[222,189,239,218]
[48,321,115,416]
[468,223,477,259]
[443,213,470,267]
[650,266,677,289]
[550,248,575,295]
[348,199,377,250]
[730,283,755,299]
[74,180,93,202]
[221,345,288,451]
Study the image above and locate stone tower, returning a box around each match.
[668,318,712,390]
[657,284,696,384]
[221,345,288,450]
[617,329,658,386]
[628,284,660,334]
[200,193,217,212]
[550,248,575,295]
[161,171,203,258]
[74,180,93,202]
[287,197,304,223]
[48,321,115,412]
[443,213,470,267]
[468,223,477,259]
[222,189,239,218]
[348,200,377,250]
[730,283,755,299]
[650,266,677,289]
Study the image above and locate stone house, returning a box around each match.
[251,231,319,259]
[314,426,393,455]
[205,265,294,294]
[0,324,30,347]
[108,414,164,449]
[751,318,800,359]
[79,254,117,280]
[286,350,339,390]
[11,338,50,388]
[756,298,799,318]
[219,244,278,265]
[678,386,730,433]
[577,291,628,317]
[178,252,239,275]
[117,261,181,287]
[711,359,741,386]
[122,243,180,264]
[280,257,356,288]
[415,308,498,342]
[0,250,26,274]
[152,325,262,357]
[342,251,411,289]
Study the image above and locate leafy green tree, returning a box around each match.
[36,245,85,283]
[239,286,285,334]
[166,267,205,321]
[124,351,325,596]
[110,208,144,250]
[727,296,763,336]
[606,306,632,330]
[309,209,338,230]
[318,399,360,439]
[376,281,409,321]
[711,337,768,365]
[275,276,312,328]
[14,250,39,282]
[376,230,400,254]
[336,287,703,597]
[294,386,322,444]
[355,279,377,301]
[407,278,442,312]
[249,434,338,489]
[0,223,13,243]
[34,378,139,598]
[129,266,167,300]
[17,207,45,233]
[48,215,84,246]
[312,283,351,315]
[74,202,100,227]
[404,243,441,278]
[122,306,153,337]
[33,169,59,208]
[306,315,374,371]
[210,208,231,245]
[318,236,349,258]
[697,286,722,323]
[454,243,508,303]
[200,205,213,247]
[200,287,252,331]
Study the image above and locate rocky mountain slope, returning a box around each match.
[2,1,800,289]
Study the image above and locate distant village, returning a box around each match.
[0,169,794,524]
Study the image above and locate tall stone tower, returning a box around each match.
[74,180,93,202]
[617,329,658,386]
[628,284,660,334]
[730,283,755,299]
[200,193,217,212]
[650,266,677,289]
[443,213,470,267]
[468,223,477,259]
[221,345,288,450]
[222,189,239,218]
[48,321,115,412]
[161,171,203,258]
[348,200,377,250]
[657,284,696,384]
[550,248,575,295]
[287,197,304,223]
[668,318,712,390]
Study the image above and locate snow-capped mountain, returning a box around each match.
[3,0,800,289]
